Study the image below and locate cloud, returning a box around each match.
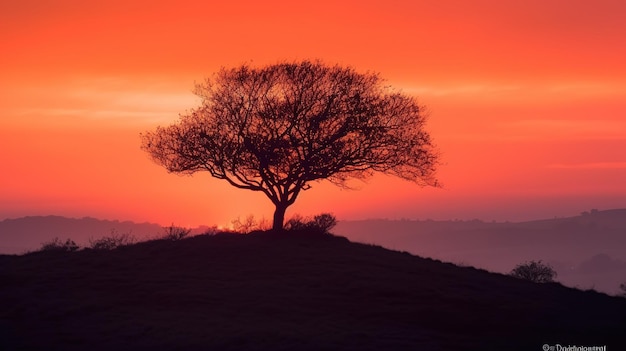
[402,84,522,97]
[503,119,626,141]
[2,76,199,126]
[14,108,178,124]
[403,81,626,100]
[547,162,626,169]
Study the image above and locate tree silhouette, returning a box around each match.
[141,61,439,231]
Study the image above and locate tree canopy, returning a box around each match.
[141,61,439,231]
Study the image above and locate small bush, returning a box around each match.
[89,230,135,250]
[230,215,270,233]
[256,217,272,231]
[161,224,192,241]
[285,213,337,234]
[311,213,337,233]
[510,260,557,283]
[40,237,79,252]
[231,215,258,234]
[284,214,308,231]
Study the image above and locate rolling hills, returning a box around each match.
[334,209,626,294]
[1,231,624,350]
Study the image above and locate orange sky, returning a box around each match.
[1,0,625,227]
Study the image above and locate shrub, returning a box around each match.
[230,215,271,233]
[231,215,258,234]
[285,213,337,234]
[201,226,219,235]
[89,230,135,250]
[311,213,337,233]
[161,224,192,241]
[510,260,557,283]
[40,237,79,252]
[619,283,626,298]
[284,214,308,231]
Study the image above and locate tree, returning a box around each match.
[510,260,557,283]
[141,61,439,231]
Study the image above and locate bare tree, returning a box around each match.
[141,61,439,231]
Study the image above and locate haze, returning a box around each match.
[1,0,625,227]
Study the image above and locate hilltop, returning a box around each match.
[1,231,624,350]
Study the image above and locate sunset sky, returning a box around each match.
[1,0,625,227]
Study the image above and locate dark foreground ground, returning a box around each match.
[1,232,625,350]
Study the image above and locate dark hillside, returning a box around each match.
[1,232,624,350]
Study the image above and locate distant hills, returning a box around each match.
[0,216,216,255]
[334,209,626,294]
[0,216,164,254]
[1,232,624,350]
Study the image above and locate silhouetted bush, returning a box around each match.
[231,215,258,234]
[311,213,337,233]
[285,213,337,234]
[40,237,79,252]
[89,231,135,250]
[230,215,271,233]
[510,260,557,283]
[619,283,626,298]
[161,224,192,241]
[284,214,308,231]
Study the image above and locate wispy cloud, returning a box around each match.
[14,108,178,124]
[545,82,626,96]
[502,119,626,141]
[3,76,199,126]
[547,162,626,169]
[401,81,626,100]
[402,84,522,97]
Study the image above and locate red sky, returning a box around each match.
[1,0,625,227]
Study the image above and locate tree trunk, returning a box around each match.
[272,203,288,232]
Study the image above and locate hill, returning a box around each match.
[1,232,624,350]
[334,209,626,294]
